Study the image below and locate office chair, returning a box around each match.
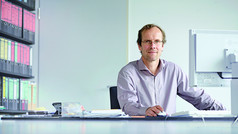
[109,86,121,109]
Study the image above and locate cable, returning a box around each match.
[217,72,238,79]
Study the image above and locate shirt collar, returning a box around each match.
[138,58,165,75]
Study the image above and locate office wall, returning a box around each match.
[39,0,238,112]
[39,0,127,111]
[128,0,238,111]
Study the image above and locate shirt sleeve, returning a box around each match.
[117,70,148,116]
[176,66,226,110]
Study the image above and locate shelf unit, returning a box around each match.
[7,0,35,11]
[0,0,36,115]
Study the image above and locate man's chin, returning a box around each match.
[147,57,159,62]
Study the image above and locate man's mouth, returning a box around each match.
[148,51,157,53]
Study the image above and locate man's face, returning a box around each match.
[138,27,164,62]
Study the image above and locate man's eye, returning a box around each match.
[145,40,151,43]
[155,40,161,43]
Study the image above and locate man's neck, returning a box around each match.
[142,58,160,75]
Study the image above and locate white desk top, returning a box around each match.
[1,118,238,134]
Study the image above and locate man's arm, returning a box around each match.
[117,71,149,116]
[176,67,226,110]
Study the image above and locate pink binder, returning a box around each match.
[28,11,31,32]
[11,41,14,62]
[17,43,21,63]
[23,45,27,65]
[1,0,7,22]
[23,9,26,30]
[33,14,35,32]
[19,8,22,29]
[11,4,19,27]
[11,5,16,26]
[6,1,11,24]
[20,43,24,64]
[26,46,29,65]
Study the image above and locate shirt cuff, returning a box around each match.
[138,107,149,115]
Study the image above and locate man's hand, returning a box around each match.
[145,105,164,117]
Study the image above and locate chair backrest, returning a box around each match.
[109,86,120,109]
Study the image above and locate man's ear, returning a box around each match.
[161,43,164,51]
[138,43,142,51]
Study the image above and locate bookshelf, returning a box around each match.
[0,0,36,115]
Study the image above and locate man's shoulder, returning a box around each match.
[120,60,138,70]
[161,59,182,71]
[161,59,178,67]
[119,60,138,74]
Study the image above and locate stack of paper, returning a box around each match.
[83,109,129,118]
[171,110,234,117]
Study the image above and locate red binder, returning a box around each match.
[11,41,14,62]
[26,45,29,65]
[20,43,24,64]
[18,7,22,37]
[17,43,20,63]
[23,44,27,65]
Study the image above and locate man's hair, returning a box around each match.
[137,24,166,46]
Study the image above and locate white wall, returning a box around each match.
[39,0,127,111]
[38,0,238,112]
[128,0,238,112]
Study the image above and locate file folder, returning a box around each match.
[11,4,19,37]
[3,38,7,71]
[29,46,32,75]
[7,1,13,35]
[18,7,22,37]
[0,38,4,60]
[32,13,35,42]
[11,41,14,72]
[7,40,11,61]
[31,82,37,110]
[18,43,23,74]
[20,79,28,110]
[14,42,20,74]
[6,40,11,72]
[20,43,23,64]
[0,38,5,71]
[2,76,8,110]
[24,80,29,110]
[11,41,14,61]
[26,45,29,65]
[4,38,7,60]
[8,77,14,110]
[0,77,2,106]
[20,43,24,74]
[2,0,11,35]
[23,9,28,41]
[19,79,25,110]
[0,0,2,31]
[23,44,27,74]
[27,81,31,110]
[29,12,33,42]
[1,0,9,33]
[13,78,19,110]
[14,42,17,62]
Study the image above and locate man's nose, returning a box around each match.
[151,43,156,49]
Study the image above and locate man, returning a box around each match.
[117,24,225,116]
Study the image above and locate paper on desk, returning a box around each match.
[61,102,85,117]
[61,102,129,118]
[171,110,234,117]
[83,109,129,118]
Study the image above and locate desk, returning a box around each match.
[1,117,238,134]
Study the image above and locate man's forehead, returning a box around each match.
[142,27,163,38]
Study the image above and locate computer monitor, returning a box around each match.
[189,29,238,87]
